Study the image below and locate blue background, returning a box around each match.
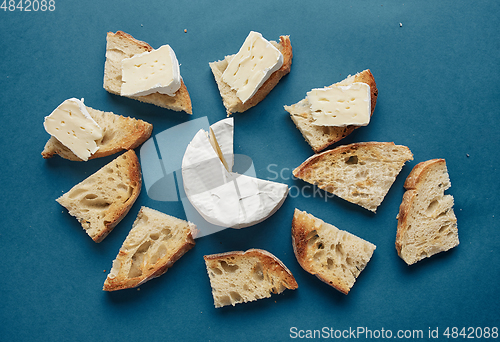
[1,1,499,341]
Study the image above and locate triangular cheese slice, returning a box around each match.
[293,142,413,212]
[182,118,288,228]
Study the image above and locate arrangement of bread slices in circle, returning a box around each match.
[41,29,458,307]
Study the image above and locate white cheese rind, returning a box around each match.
[221,31,284,104]
[181,118,288,228]
[43,98,103,161]
[308,82,371,127]
[121,44,181,97]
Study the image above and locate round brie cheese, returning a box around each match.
[181,118,288,228]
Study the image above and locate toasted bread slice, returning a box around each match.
[293,142,413,212]
[203,249,298,308]
[56,150,141,242]
[396,159,459,265]
[209,35,292,115]
[291,209,375,294]
[103,31,192,114]
[42,105,152,161]
[103,206,197,291]
[285,70,378,153]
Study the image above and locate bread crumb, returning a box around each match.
[137,288,140,291]
[399,23,403,27]
[466,153,470,157]
[103,270,106,273]
[184,29,187,33]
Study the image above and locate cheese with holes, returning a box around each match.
[43,98,103,161]
[308,82,371,127]
[182,118,288,228]
[121,44,181,97]
[222,31,283,104]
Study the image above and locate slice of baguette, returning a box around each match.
[293,142,413,212]
[203,249,298,308]
[209,35,292,115]
[56,150,141,242]
[291,209,376,294]
[395,159,459,265]
[103,30,192,114]
[103,206,197,291]
[42,105,152,161]
[285,70,378,153]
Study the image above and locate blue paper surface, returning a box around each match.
[1,1,499,341]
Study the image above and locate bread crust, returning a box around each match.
[203,249,298,291]
[291,209,375,294]
[93,150,142,242]
[396,159,446,252]
[293,142,412,211]
[210,35,293,115]
[286,69,378,153]
[103,207,196,291]
[42,105,153,161]
[103,31,192,114]
[56,150,142,242]
[291,210,350,293]
[395,158,458,264]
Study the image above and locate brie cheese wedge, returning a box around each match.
[43,98,103,161]
[182,118,288,228]
[222,31,284,104]
[121,44,181,97]
[308,82,371,127]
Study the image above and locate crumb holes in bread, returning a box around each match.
[306,230,320,247]
[128,240,152,278]
[219,296,232,307]
[161,228,172,240]
[252,262,265,282]
[81,194,111,209]
[345,155,358,165]
[149,243,167,265]
[335,243,345,257]
[426,199,439,215]
[438,224,450,234]
[67,188,88,199]
[99,130,115,146]
[220,260,239,273]
[210,266,223,276]
[314,250,325,262]
[229,291,243,303]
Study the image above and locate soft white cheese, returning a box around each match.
[182,118,288,228]
[43,98,103,161]
[308,82,371,127]
[121,44,181,97]
[222,31,283,104]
